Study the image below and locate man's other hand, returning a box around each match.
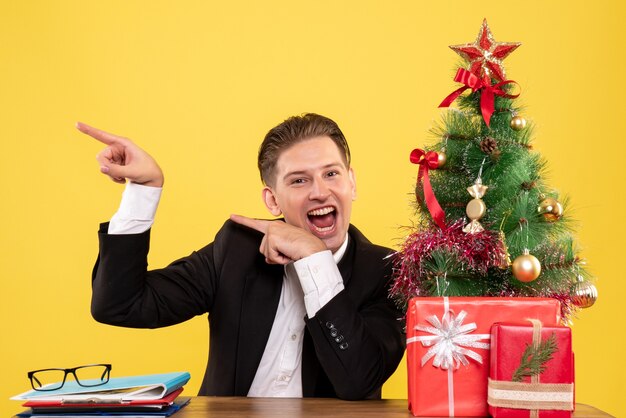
[76,122,164,187]
[230,215,327,265]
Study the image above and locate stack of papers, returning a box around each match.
[11,372,191,417]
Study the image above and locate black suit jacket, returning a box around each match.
[91,220,405,400]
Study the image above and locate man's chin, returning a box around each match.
[320,232,348,254]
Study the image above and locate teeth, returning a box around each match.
[313,225,334,232]
[308,207,335,216]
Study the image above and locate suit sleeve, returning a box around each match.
[90,222,229,328]
[304,251,405,400]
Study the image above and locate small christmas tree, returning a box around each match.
[391,19,597,321]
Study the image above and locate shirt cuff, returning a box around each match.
[108,182,162,235]
[293,250,345,318]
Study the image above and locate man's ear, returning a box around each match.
[262,187,282,217]
[349,167,357,201]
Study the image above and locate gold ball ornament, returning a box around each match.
[512,250,541,282]
[538,197,564,222]
[510,115,527,131]
[437,151,447,168]
[571,279,598,309]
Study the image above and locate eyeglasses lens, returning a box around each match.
[74,365,110,386]
[30,370,66,390]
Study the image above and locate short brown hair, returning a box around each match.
[258,113,351,186]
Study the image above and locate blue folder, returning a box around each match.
[12,372,190,402]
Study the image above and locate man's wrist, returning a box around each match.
[297,244,327,260]
[133,177,164,188]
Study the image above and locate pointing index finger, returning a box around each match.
[76,121,129,146]
[230,214,270,234]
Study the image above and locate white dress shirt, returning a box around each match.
[108,182,346,397]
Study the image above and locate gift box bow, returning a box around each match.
[409,309,491,370]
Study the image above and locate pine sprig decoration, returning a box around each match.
[511,332,557,382]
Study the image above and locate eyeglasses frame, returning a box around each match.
[27,364,112,391]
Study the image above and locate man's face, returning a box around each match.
[263,136,356,253]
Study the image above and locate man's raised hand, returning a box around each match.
[230,214,327,265]
[76,122,164,187]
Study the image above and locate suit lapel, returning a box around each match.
[337,227,357,286]
[235,258,283,395]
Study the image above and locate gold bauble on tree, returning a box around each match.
[512,249,541,282]
[437,150,447,168]
[571,276,598,308]
[538,197,564,222]
[510,115,527,131]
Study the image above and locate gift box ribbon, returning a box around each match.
[487,379,574,411]
[487,319,574,415]
[407,297,490,416]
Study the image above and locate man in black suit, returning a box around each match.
[78,114,404,400]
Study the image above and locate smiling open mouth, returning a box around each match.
[307,206,336,233]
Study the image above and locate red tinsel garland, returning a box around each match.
[547,291,576,324]
[390,221,578,322]
[390,220,506,303]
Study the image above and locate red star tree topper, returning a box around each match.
[450,19,520,81]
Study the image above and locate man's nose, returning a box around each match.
[309,178,331,200]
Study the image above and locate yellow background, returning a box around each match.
[1,1,624,416]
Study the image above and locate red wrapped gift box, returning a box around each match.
[488,321,574,418]
[406,297,561,417]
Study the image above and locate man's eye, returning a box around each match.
[291,178,306,184]
[326,171,339,177]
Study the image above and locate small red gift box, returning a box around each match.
[488,321,574,418]
[407,297,561,417]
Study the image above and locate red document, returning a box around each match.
[23,387,183,410]
[406,297,561,417]
[488,322,574,417]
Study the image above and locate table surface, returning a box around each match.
[173,397,613,417]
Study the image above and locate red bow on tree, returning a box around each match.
[410,149,446,229]
[439,68,519,127]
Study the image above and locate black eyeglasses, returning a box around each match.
[27,364,112,391]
